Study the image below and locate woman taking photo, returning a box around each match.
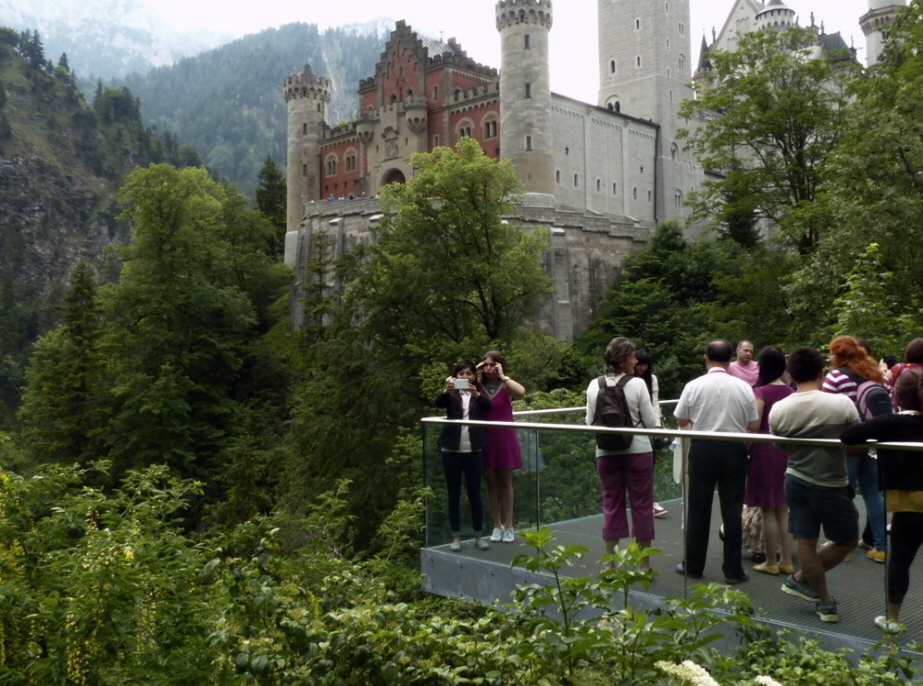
[823,335,888,562]
[842,369,923,631]
[478,351,526,543]
[634,349,668,518]
[586,337,658,567]
[744,346,795,575]
[435,360,493,552]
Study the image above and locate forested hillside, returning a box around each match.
[0,27,201,427]
[116,23,386,193]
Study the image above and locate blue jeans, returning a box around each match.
[847,451,886,551]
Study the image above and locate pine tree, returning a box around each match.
[255,156,286,259]
[19,263,105,465]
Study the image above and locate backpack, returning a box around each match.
[838,368,892,421]
[592,375,637,451]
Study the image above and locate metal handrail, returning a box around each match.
[514,399,678,418]
[420,415,923,452]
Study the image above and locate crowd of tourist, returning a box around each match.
[434,335,923,632]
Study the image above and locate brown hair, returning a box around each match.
[895,369,923,413]
[604,337,635,375]
[829,336,883,383]
[905,338,923,365]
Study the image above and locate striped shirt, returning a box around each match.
[822,368,858,402]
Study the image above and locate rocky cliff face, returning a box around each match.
[0,37,187,423]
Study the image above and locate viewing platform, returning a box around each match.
[420,406,923,661]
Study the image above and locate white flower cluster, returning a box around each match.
[755,677,783,686]
[654,660,721,686]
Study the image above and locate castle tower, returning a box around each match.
[861,0,907,67]
[597,0,696,222]
[284,65,331,233]
[496,0,555,195]
[755,0,797,32]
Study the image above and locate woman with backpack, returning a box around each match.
[841,369,923,631]
[586,338,658,567]
[823,335,889,562]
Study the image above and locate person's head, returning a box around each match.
[604,337,637,375]
[705,340,734,367]
[788,347,825,385]
[634,349,653,376]
[895,369,923,413]
[736,340,755,365]
[829,335,883,382]
[452,359,478,382]
[905,338,923,365]
[479,350,506,380]
[755,346,787,387]
[882,355,898,370]
[857,338,874,359]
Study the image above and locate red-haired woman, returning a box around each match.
[823,336,887,562]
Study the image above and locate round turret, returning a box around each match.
[284,65,332,232]
[860,0,907,67]
[496,0,555,195]
[755,0,796,32]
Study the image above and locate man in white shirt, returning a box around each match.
[673,340,760,584]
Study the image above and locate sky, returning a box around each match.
[151,0,872,103]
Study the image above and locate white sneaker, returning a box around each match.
[475,537,490,551]
[502,528,515,543]
[449,538,461,552]
[490,527,503,542]
[875,615,902,632]
[653,503,668,518]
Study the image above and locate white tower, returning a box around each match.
[597,0,697,222]
[496,0,555,195]
[755,0,797,32]
[861,0,907,67]
[283,65,331,233]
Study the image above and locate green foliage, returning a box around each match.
[18,263,105,465]
[255,155,287,259]
[681,27,859,252]
[832,243,923,356]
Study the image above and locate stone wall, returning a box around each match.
[284,194,651,341]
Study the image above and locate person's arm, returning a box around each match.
[476,393,493,413]
[585,379,598,426]
[678,419,692,430]
[635,380,657,428]
[435,377,454,408]
[745,389,761,433]
[651,375,662,426]
[841,415,888,445]
[493,362,525,399]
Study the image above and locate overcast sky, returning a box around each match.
[152,0,872,103]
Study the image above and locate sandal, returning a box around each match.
[753,562,780,575]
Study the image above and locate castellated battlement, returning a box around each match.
[496,0,553,31]
[283,65,332,103]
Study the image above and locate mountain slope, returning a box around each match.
[116,23,386,193]
[0,29,197,425]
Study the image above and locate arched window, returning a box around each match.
[325,155,337,177]
[675,190,684,208]
[679,54,686,71]
[406,89,413,98]
[610,59,616,74]
[635,18,641,30]
[596,179,602,192]
[573,174,579,187]
[390,93,397,104]
[556,170,561,184]
[671,143,679,160]
[636,55,642,68]
[612,182,618,195]
[633,187,638,200]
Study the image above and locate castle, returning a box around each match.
[283,0,904,341]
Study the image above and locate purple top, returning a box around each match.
[481,384,523,470]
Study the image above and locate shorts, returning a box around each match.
[784,474,858,544]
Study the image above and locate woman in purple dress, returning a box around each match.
[478,351,526,543]
[745,346,795,575]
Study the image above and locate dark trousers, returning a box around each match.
[685,440,748,578]
[888,511,923,605]
[442,450,484,536]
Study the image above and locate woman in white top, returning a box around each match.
[634,349,668,518]
[586,338,658,566]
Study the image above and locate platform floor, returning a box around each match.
[423,497,923,653]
